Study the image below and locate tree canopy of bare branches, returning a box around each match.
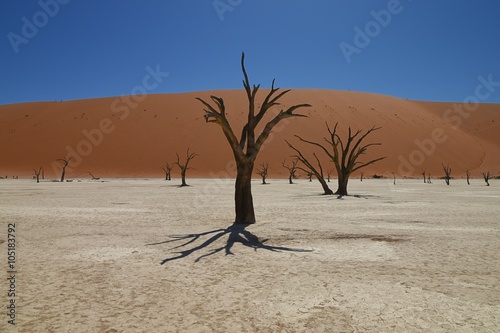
[197,53,311,224]
[174,149,197,187]
[256,162,269,185]
[291,122,385,196]
[57,157,71,182]
[282,159,299,184]
[286,141,333,195]
[161,163,173,181]
[33,166,43,183]
[442,163,452,185]
[482,171,491,186]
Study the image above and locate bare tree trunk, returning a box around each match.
[57,158,71,182]
[466,170,471,185]
[235,163,255,224]
[319,177,334,195]
[336,173,349,196]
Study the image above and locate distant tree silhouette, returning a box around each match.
[482,171,491,186]
[256,162,269,184]
[282,159,299,184]
[286,140,333,195]
[327,169,333,183]
[392,172,396,185]
[466,170,471,185]
[427,173,432,184]
[421,170,427,184]
[33,166,43,183]
[291,123,385,196]
[57,157,71,182]
[442,163,452,185]
[197,53,310,224]
[175,149,197,187]
[360,172,364,182]
[161,163,173,181]
[88,172,100,180]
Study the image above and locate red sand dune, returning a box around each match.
[1,90,499,180]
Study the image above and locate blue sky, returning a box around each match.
[1,0,500,105]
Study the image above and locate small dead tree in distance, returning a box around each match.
[427,173,432,184]
[421,170,426,184]
[33,166,43,183]
[161,163,173,181]
[466,170,471,185]
[282,159,299,184]
[392,172,396,185]
[197,53,310,224]
[482,171,491,186]
[88,172,100,180]
[286,141,334,195]
[57,157,71,182]
[292,122,385,196]
[442,163,452,185]
[175,149,197,187]
[256,162,269,184]
[327,169,332,182]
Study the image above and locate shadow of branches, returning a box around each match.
[147,224,313,264]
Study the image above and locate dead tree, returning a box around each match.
[482,171,491,186]
[442,163,452,185]
[292,123,385,196]
[88,172,100,180]
[197,53,310,224]
[421,170,427,183]
[33,166,43,183]
[282,159,299,184]
[327,169,332,182]
[256,162,269,184]
[286,141,334,195]
[161,163,173,181]
[57,157,71,182]
[392,172,396,185]
[174,149,197,187]
[466,170,471,185]
[306,171,313,182]
[427,173,432,184]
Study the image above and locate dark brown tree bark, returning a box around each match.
[286,141,334,195]
[161,163,173,181]
[33,166,42,183]
[256,162,269,184]
[175,149,197,187]
[88,172,100,180]
[57,158,71,182]
[197,53,310,224]
[291,123,385,196]
[482,171,491,186]
[282,159,299,184]
[442,163,452,185]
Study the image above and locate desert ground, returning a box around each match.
[1,177,499,332]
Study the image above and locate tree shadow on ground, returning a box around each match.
[147,224,313,264]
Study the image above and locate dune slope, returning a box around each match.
[1,90,499,179]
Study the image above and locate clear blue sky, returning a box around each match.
[1,0,500,105]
